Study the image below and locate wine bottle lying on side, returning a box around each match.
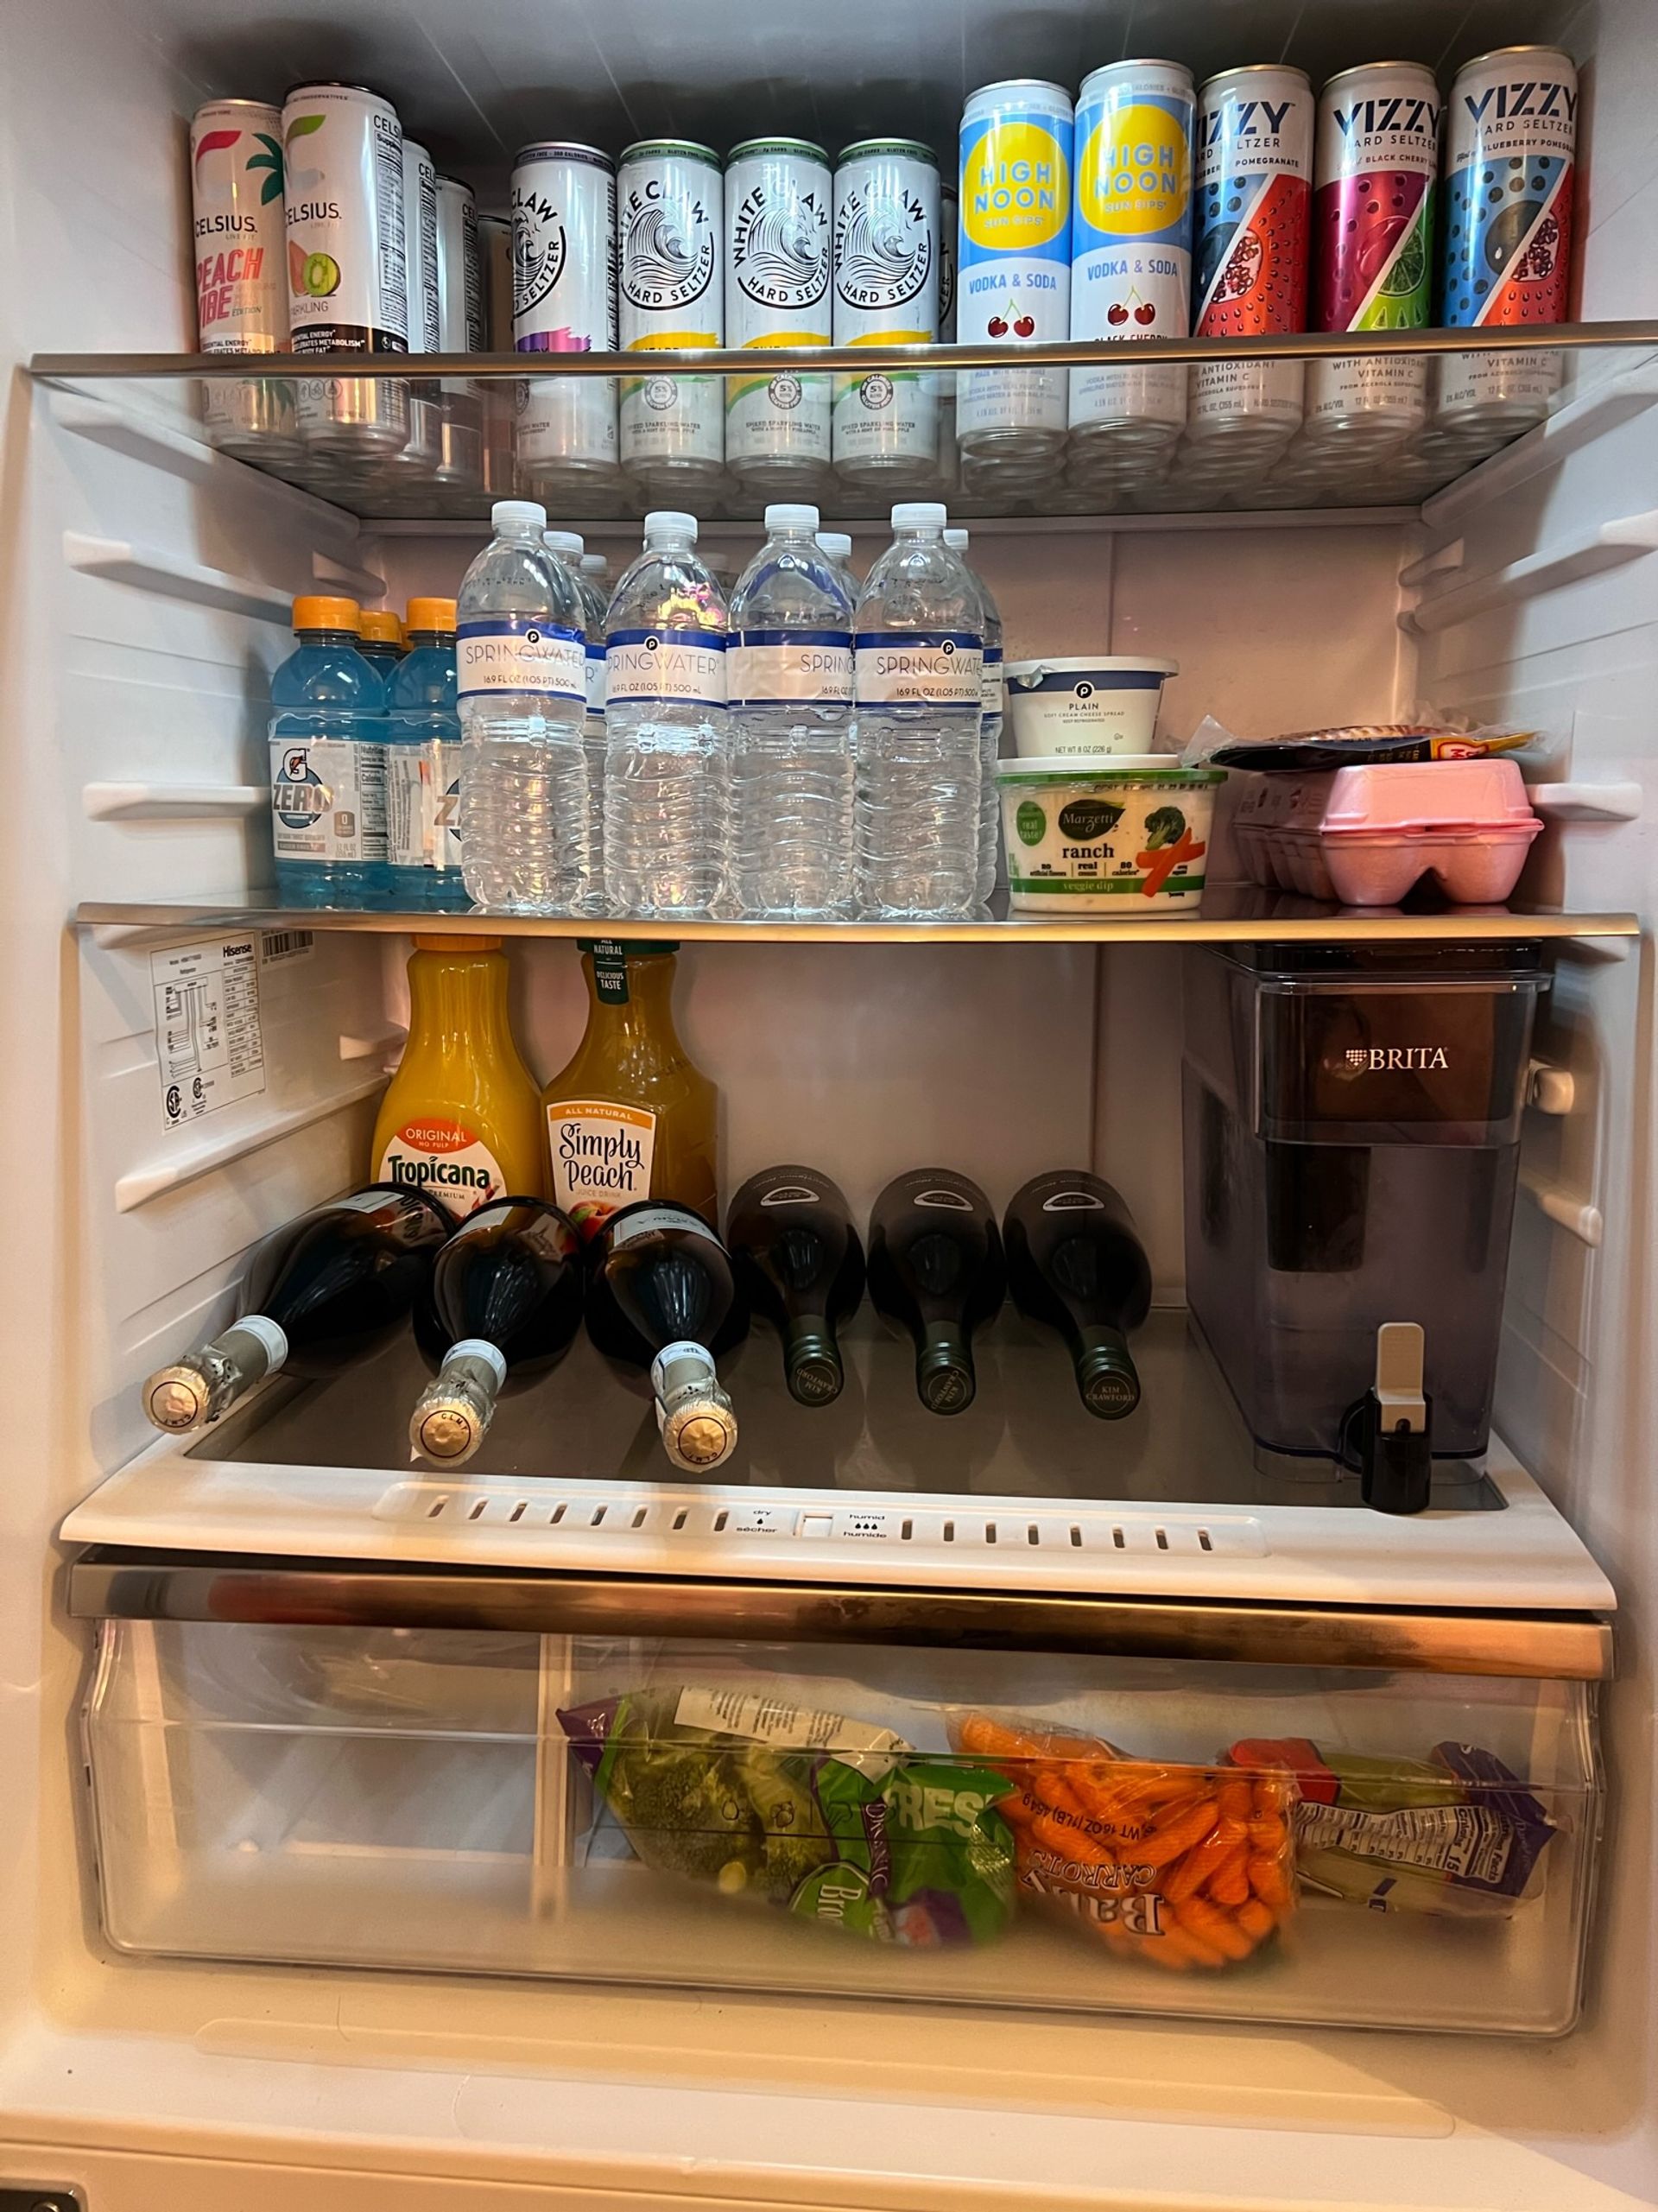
[867,1169,1004,1416]
[727,1164,865,1406]
[409,1198,585,1465]
[1003,1169,1152,1418]
[142,1187,451,1435]
[585,1200,748,1472]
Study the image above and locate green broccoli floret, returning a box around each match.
[1142,805,1187,850]
[613,1740,763,1886]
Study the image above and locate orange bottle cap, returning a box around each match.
[414,934,502,953]
[360,608,405,646]
[292,593,361,633]
[406,596,459,632]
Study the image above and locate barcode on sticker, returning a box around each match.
[262,930,315,965]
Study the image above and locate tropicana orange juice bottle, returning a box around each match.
[371,935,546,1220]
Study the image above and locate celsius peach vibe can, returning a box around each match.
[725,136,833,490]
[1069,60,1195,455]
[1437,47,1578,437]
[618,140,725,494]
[512,143,618,496]
[1307,61,1440,444]
[957,79,1073,466]
[190,99,294,456]
[1190,66,1313,451]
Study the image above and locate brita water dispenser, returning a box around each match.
[1182,943,1549,1507]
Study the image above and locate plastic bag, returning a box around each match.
[1183,710,1537,773]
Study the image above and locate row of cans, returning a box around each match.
[958,43,1578,468]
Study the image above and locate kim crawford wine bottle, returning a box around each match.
[409,1199,585,1465]
[727,1165,865,1406]
[867,1169,1004,1415]
[142,1187,450,1435]
[586,1201,748,1471]
[1003,1169,1152,1418]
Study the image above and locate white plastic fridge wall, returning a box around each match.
[1,0,1655,2207]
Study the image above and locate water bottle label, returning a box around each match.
[376,1116,507,1222]
[606,629,728,709]
[268,736,388,865]
[585,641,607,715]
[854,632,983,707]
[731,631,853,706]
[981,645,1003,719]
[385,742,464,872]
[456,617,585,703]
[546,1099,658,1238]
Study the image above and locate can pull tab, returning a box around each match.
[1358,1321,1433,1517]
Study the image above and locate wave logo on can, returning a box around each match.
[622,181,717,310]
[834,184,933,309]
[733,183,830,309]
[1076,102,1191,240]
[512,188,568,320]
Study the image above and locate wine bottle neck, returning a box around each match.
[649,1338,737,1470]
[1074,1322,1142,1420]
[782,1314,843,1406]
[410,1339,508,1465]
[915,1322,975,1415]
[142,1313,288,1434]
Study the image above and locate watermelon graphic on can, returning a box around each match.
[1307,60,1441,446]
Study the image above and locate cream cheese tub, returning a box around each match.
[997,756,1225,913]
[1005,656,1179,756]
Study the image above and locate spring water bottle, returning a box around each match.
[269,595,388,909]
[853,503,983,919]
[604,511,729,918]
[816,529,856,592]
[384,596,466,913]
[545,528,611,910]
[457,499,587,914]
[946,528,1003,906]
[729,504,856,918]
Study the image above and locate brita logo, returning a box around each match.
[1204,97,1294,145]
[1334,94,1441,142]
[1465,78,1578,124]
[1344,1046,1451,1071]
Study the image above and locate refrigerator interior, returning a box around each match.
[2,0,1655,2204]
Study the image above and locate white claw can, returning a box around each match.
[512,142,618,492]
[434,174,484,485]
[394,137,441,471]
[957,79,1073,464]
[618,139,725,491]
[190,99,294,455]
[832,138,940,482]
[935,180,959,488]
[725,136,833,488]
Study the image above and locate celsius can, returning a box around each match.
[393,137,441,472]
[1069,60,1194,454]
[191,100,296,459]
[1307,61,1441,444]
[832,139,940,484]
[725,136,833,490]
[1437,47,1578,437]
[618,140,725,493]
[283,82,410,460]
[512,143,618,496]
[957,80,1073,466]
[1190,66,1313,450]
[434,175,484,486]
[935,180,959,489]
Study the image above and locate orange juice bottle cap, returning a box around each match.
[414,934,502,954]
[292,593,361,633]
[360,608,405,646]
[406,596,459,632]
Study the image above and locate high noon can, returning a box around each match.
[1069,60,1194,455]
[832,139,940,484]
[957,79,1073,466]
[512,143,618,497]
[618,140,725,494]
[283,81,410,459]
[1436,46,1578,437]
[1307,60,1440,445]
[191,99,296,458]
[391,136,441,472]
[725,136,833,490]
[1190,65,1313,450]
[434,175,483,486]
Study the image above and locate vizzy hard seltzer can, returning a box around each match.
[1069,60,1195,457]
[434,175,484,486]
[1191,66,1313,450]
[512,143,618,496]
[832,139,940,484]
[725,137,832,489]
[958,81,1073,466]
[282,82,410,460]
[1437,46,1578,439]
[618,140,725,493]
[393,137,441,473]
[1308,60,1440,445]
[190,99,295,457]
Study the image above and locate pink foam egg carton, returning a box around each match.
[1231,757,1544,906]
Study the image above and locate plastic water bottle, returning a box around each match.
[269,594,388,909]
[457,499,588,914]
[384,596,467,913]
[853,503,983,919]
[545,528,611,910]
[946,528,1003,906]
[816,529,857,597]
[604,511,729,918]
[728,503,856,919]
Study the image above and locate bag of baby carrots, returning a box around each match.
[949,1712,1297,1973]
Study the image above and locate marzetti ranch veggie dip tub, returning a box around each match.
[997,757,1225,914]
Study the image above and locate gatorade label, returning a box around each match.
[731,630,853,706]
[854,631,982,706]
[606,629,727,709]
[385,743,463,872]
[457,616,585,701]
[269,738,388,864]
[376,1116,506,1220]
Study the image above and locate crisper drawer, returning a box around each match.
[76,1569,1604,2038]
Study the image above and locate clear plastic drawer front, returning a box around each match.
[84,1620,1600,2035]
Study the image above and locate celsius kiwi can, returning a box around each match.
[283,82,409,460]
[433,176,484,485]
[190,99,296,457]
[618,140,725,493]
[393,137,441,471]
[725,137,832,489]
[957,80,1073,466]
[832,139,940,484]
[1191,66,1313,450]
[1437,46,1578,437]
[512,143,618,496]
[1307,61,1440,444]
[1069,60,1194,454]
